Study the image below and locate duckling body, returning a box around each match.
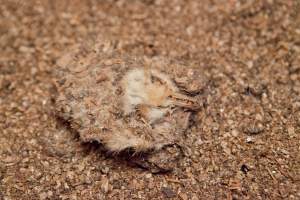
[55,42,203,155]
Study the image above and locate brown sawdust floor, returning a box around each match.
[0,0,300,199]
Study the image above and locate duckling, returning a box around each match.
[55,41,203,156]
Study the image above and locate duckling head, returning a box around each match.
[122,68,200,123]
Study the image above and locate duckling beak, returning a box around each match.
[168,92,201,110]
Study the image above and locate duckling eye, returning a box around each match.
[150,74,155,83]
[150,75,164,85]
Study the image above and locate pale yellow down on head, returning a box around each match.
[122,68,200,124]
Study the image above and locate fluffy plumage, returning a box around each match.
[55,41,203,155]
